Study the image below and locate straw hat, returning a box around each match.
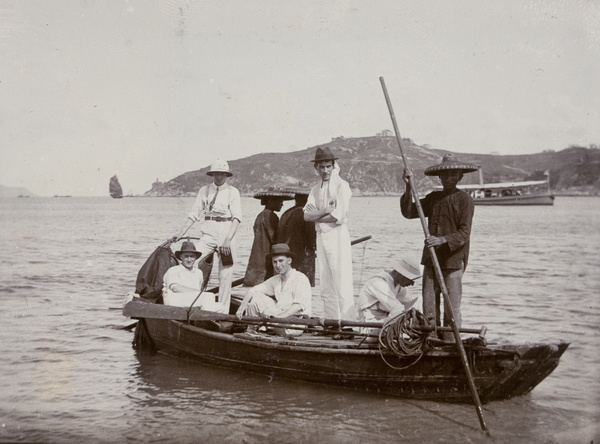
[207,159,233,177]
[175,241,202,260]
[281,187,310,197]
[253,187,295,200]
[310,147,338,163]
[392,257,421,281]
[424,154,478,176]
[265,243,296,261]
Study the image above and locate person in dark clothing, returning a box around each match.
[400,154,477,339]
[277,189,316,286]
[243,188,294,286]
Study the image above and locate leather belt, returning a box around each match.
[205,216,232,222]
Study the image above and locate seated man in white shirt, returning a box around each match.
[357,256,422,336]
[162,241,226,313]
[236,243,312,336]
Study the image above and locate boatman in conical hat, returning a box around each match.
[243,187,294,286]
[278,188,316,286]
[400,154,477,340]
[303,146,355,321]
[174,158,242,313]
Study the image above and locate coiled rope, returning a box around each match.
[378,308,432,369]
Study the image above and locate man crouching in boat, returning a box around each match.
[357,257,421,337]
[236,244,312,336]
[162,241,226,313]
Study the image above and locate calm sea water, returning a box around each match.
[0,196,598,443]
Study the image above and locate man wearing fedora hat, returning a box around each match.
[174,158,242,313]
[400,154,476,339]
[236,244,312,336]
[243,188,294,287]
[357,256,422,325]
[278,188,316,286]
[304,146,355,321]
[162,240,226,312]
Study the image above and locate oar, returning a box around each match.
[380,77,490,436]
[123,299,485,335]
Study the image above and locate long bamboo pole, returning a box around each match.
[379,77,490,436]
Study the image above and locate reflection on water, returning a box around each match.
[0,196,598,443]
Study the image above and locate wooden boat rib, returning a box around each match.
[124,299,568,403]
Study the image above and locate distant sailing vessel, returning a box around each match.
[110,175,124,199]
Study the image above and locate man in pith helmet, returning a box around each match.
[174,158,242,313]
[400,154,477,340]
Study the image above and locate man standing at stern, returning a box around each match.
[400,154,476,339]
[303,147,355,321]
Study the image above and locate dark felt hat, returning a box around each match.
[424,154,478,176]
[175,241,202,260]
[265,243,296,261]
[310,146,338,163]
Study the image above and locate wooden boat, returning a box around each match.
[110,175,123,199]
[123,298,569,403]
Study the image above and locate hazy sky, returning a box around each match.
[1,0,599,196]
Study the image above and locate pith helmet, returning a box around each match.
[310,147,338,163]
[424,154,478,176]
[207,159,233,177]
[175,241,202,260]
[392,257,421,281]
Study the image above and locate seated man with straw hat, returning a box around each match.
[162,240,226,313]
[236,244,312,336]
[357,256,422,328]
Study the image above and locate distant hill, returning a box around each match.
[144,136,600,196]
[0,184,36,198]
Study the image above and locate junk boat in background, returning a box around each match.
[110,175,124,199]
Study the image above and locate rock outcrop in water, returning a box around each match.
[142,135,600,197]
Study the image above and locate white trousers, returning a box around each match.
[163,291,225,313]
[317,225,355,320]
[195,220,235,312]
[246,294,303,336]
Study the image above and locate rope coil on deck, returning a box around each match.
[378,308,431,369]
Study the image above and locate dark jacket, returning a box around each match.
[136,243,178,303]
[401,188,474,270]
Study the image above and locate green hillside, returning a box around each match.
[144,136,600,197]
